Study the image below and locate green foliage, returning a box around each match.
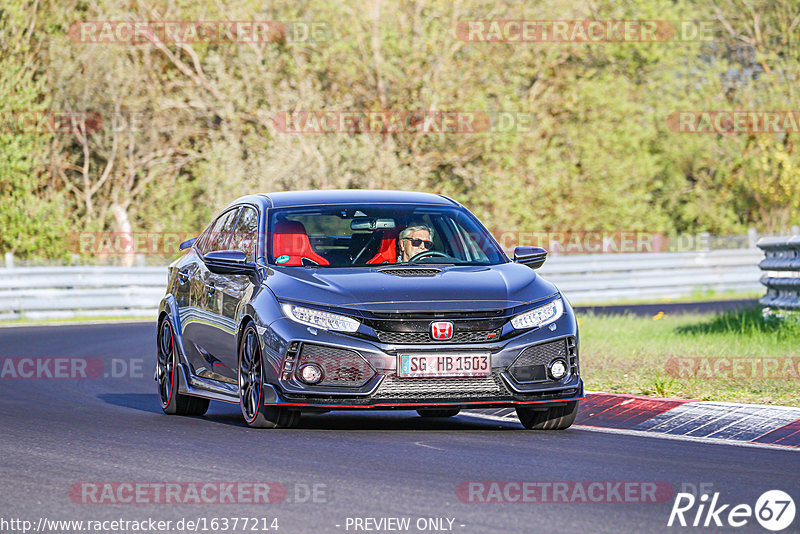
[0,2,68,258]
[1,0,799,259]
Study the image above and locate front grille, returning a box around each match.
[297,344,374,387]
[378,268,442,277]
[372,373,509,399]
[514,339,567,365]
[375,329,501,344]
[508,338,572,383]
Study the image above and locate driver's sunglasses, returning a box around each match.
[403,237,433,249]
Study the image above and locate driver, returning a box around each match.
[397,224,435,262]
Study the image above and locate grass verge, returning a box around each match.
[573,289,761,306]
[579,306,800,406]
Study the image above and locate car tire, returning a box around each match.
[417,408,460,418]
[157,318,210,416]
[516,401,578,430]
[238,322,299,429]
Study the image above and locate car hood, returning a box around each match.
[265,263,559,313]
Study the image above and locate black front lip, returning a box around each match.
[267,380,584,410]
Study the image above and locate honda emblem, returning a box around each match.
[430,321,454,340]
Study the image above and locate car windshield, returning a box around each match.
[267,204,507,267]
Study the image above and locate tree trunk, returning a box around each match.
[111,204,135,267]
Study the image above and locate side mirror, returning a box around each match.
[179,237,197,250]
[513,246,547,269]
[203,250,257,275]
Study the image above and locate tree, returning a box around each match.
[0,1,68,259]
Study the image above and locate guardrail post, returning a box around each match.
[4,252,13,269]
[747,228,758,248]
[700,232,710,252]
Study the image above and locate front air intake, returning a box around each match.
[295,343,375,387]
[508,338,574,384]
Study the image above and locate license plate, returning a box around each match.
[397,353,491,378]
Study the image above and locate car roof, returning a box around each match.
[257,190,460,208]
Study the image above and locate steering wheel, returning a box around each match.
[407,250,450,262]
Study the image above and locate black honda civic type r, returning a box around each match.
[156,190,583,428]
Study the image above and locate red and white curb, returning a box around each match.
[465,393,800,449]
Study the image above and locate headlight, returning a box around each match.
[281,304,361,333]
[510,298,564,330]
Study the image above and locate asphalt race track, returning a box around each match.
[1,322,798,534]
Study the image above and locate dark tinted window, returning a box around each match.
[204,208,239,253]
[231,206,259,260]
[194,221,215,254]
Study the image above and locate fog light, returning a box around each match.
[548,358,568,380]
[298,363,323,385]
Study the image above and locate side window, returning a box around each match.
[231,206,259,261]
[206,208,240,253]
[195,221,215,255]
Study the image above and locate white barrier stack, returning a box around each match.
[757,236,800,310]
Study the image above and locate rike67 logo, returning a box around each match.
[668,490,795,531]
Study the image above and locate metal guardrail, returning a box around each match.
[0,267,166,321]
[539,249,763,304]
[0,248,766,321]
[757,236,800,310]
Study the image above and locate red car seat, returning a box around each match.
[366,229,399,264]
[272,220,329,266]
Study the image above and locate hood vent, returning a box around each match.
[378,267,442,277]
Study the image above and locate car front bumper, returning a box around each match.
[259,306,583,410]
